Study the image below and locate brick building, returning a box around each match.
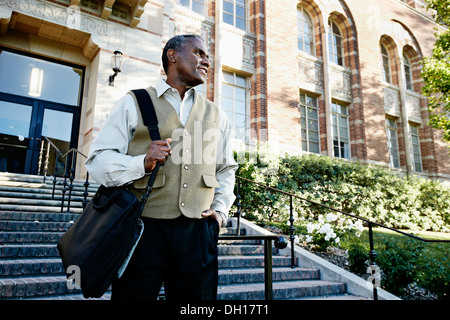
[0,0,448,183]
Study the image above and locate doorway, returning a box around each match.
[0,49,84,175]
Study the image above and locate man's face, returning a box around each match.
[172,37,210,87]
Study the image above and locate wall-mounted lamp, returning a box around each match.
[109,50,124,86]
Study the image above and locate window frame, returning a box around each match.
[381,43,391,84]
[221,70,249,141]
[409,124,423,172]
[385,118,400,168]
[178,0,207,16]
[223,0,247,31]
[331,101,351,159]
[299,92,320,153]
[403,53,413,91]
[328,20,343,66]
[297,6,315,56]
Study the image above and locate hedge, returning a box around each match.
[234,148,450,233]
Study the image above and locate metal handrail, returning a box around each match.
[39,138,90,212]
[234,175,450,300]
[218,234,287,300]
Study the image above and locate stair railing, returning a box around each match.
[232,175,450,301]
[39,137,91,212]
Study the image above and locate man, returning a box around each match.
[85,34,238,300]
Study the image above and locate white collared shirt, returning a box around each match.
[85,79,238,218]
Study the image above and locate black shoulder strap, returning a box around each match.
[131,89,161,141]
[130,89,162,192]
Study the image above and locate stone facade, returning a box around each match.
[0,0,448,183]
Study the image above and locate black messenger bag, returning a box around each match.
[57,89,161,298]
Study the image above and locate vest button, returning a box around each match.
[180,202,185,207]
[185,131,190,136]
[184,165,189,170]
[182,183,188,188]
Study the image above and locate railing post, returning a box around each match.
[264,239,273,300]
[83,172,90,209]
[60,155,69,213]
[52,152,59,200]
[235,177,242,236]
[66,151,76,213]
[289,195,295,268]
[368,222,379,301]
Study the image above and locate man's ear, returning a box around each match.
[167,49,177,64]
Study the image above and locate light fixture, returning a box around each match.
[29,67,44,97]
[109,50,124,86]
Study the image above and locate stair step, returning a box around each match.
[218,267,319,285]
[0,198,84,208]
[0,220,73,232]
[217,280,346,300]
[0,258,64,277]
[0,211,79,222]
[0,204,83,213]
[218,255,295,269]
[218,245,278,256]
[0,275,79,299]
[0,244,60,259]
[0,231,64,244]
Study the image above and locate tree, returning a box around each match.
[422,0,450,144]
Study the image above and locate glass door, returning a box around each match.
[0,100,34,173]
[0,48,83,175]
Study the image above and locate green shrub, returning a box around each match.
[347,243,369,275]
[233,149,450,233]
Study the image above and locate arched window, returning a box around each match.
[403,53,413,91]
[381,43,391,83]
[297,7,314,55]
[328,21,343,66]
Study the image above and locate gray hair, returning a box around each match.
[162,34,204,74]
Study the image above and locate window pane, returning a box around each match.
[223,12,233,25]
[224,1,234,14]
[235,88,246,102]
[235,113,246,128]
[236,18,245,30]
[192,1,205,15]
[307,107,317,119]
[310,142,320,154]
[235,74,246,87]
[222,84,234,98]
[235,100,246,114]
[223,71,234,84]
[0,101,32,137]
[42,109,73,142]
[0,51,82,106]
[236,6,245,18]
[221,97,234,112]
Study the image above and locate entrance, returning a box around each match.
[0,49,84,175]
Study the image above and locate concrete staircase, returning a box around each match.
[0,172,366,300]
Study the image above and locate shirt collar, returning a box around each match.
[155,78,196,99]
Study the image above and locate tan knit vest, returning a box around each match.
[127,87,220,219]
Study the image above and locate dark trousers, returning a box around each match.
[111,215,219,300]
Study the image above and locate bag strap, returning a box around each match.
[131,89,161,141]
[131,88,162,203]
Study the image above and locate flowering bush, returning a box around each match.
[304,213,364,251]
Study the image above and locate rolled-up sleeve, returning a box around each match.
[211,109,238,220]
